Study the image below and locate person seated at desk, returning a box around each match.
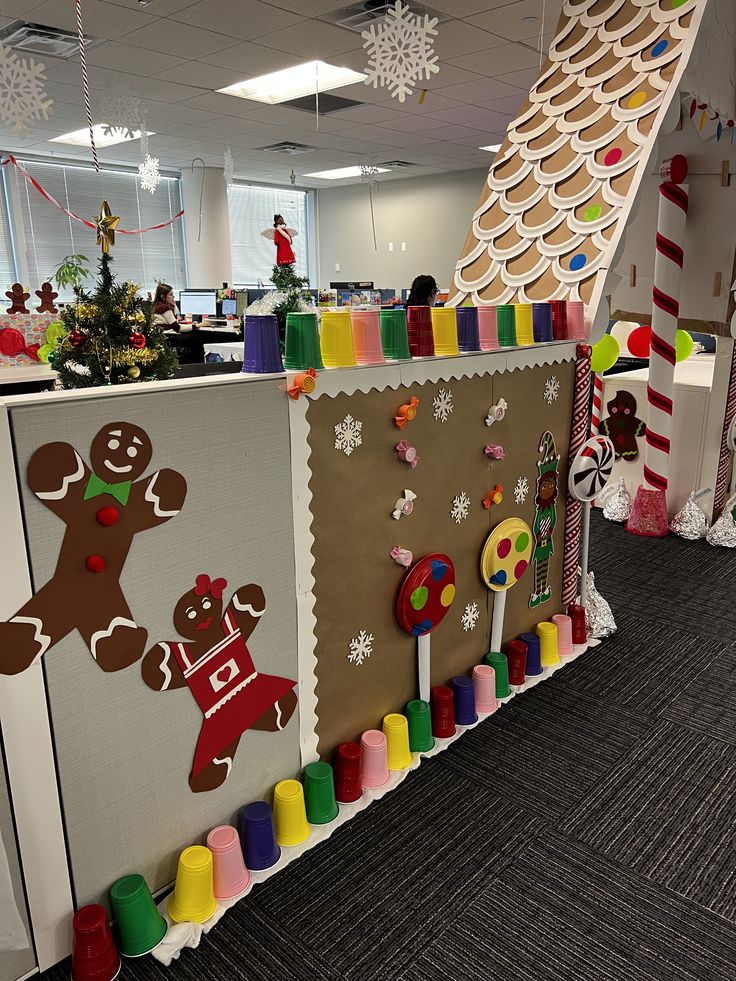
[153,283,204,364]
[406,274,438,307]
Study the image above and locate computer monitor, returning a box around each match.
[179,290,217,316]
[221,298,237,316]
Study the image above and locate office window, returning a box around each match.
[228,184,309,286]
[13,159,186,302]
[0,169,17,290]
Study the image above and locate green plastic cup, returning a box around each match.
[303,761,339,825]
[406,699,434,752]
[496,305,516,347]
[110,873,167,957]
[483,651,511,698]
[284,311,324,371]
[380,309,411,360]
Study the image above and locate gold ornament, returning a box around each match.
[127,365,141,379]
[94,199,120,254]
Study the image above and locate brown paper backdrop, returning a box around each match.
[307,361,575,757]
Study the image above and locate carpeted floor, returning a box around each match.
[40,511,736,981]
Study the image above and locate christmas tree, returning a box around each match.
[50,252,178,389]
[246,262,315,349]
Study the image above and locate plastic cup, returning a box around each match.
[406,699,434,752]
[431,307,460,356]
[520,632,543,676]
[240,801,280,871]
[456,306,480,352]
[168,846,217,924]
[380,309,411,360]
[505,639,528,687]
[513,303,534,346]
[207,825,250,901]
[71,904,121,981]
[303,761,339,825]
[532,302,553,342]
[334,742,362,803]
[568,604,588,645]
[320,309,357,368]
[243,314,284,374]
[351,309,385,366]
[477,306,499,351]
[284,312,323,371]
[496,305,516,346]
[110,874,167,958]
[407,306,434,357]
[537,621,559,668]
[483,651,510,698]
[360,729,389,788]
[472,664,497,714]
[273,779,311,847]
[552,613,574,656]
[430,685,455,738]
[550,300,568,340]
[382,713,413,770]
[451,675,477,726]
[566,300,586,339]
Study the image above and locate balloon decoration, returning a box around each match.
[590,334,619,374]
[626,324,693,363]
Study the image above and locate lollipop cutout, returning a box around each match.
[480,518,532,653]
[568,435,614,608]
[395,554,456,702]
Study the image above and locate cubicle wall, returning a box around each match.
[0,746,35,981]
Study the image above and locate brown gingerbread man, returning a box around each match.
[6,283,30,314]
[142,575,297,793]
[35,282,58,315]
[600,390,645,461]
[0,422,187,676]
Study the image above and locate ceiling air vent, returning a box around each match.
[378,160,417,168]
[281,94,363,115]
[257,141,318,155]
[0,21,103,59]
[321,1,452,34]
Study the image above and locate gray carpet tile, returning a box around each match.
[403,830,736,981]
[661,645,736,746]
[561,720,736,921]
[435,676,654,820]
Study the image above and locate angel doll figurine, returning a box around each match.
[261,214,297,266]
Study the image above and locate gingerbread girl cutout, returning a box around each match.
[600,390,645,461]
[0,422,187,676]
[142,575,297,793]
[6,283,30,314]
[35,282,58,315]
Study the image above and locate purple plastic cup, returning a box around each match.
[552,613,574,656]
[243,314,284,374]
[456,307,480,352]
[520,632,543,676]
[240,801,280,871]
[451,675,477,726]
[532,303,553,342]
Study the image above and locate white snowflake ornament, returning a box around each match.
[100,82,141,139]
[348,630,373,667]
[139,155,161,194]
[0,41,53,137]
[334,414,363,456]
[362,0,440,104]
[514,476,530,505]
[432,388,453,423]
[461,602,479,632]
[223,146,234,185]
[544,376,560,405]
[450,491,470,524]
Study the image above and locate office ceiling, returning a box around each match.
[0,0,563,186]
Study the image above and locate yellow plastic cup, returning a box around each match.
[320,310,357,368]
[382,713,413,770]
[431,307,459,356]
[536,621,559,668]
[168,846,217,924]
[273,779,311,847]
[513,303,534,346]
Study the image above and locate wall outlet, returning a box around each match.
[388,242,394,252]
[401,242,406,252]
[335,262,340,272]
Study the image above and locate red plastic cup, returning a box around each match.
[505,639,528,687]
[71,904,121,981]
[207,825,250,901]
[334,741,362,803]
[568,603,587,645]
[552,613,574,656]
[472,664,497,714]
[550,300,567,340]
[407,306,434,357]
[477,306,499,351]
[430,685,455,738]
[360,729,389,789]
[566,301,586,340]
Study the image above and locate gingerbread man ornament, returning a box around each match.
[600,390,645,461]
[35,282,59,315]
[6,283,30,314]
[142,575,297,793]
[0,422,187,676]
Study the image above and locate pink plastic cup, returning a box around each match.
[207,825,250,900]
[477,306,499,351]
[351,309,385,366]
[472,664,498,714]
[552,614,574,657]
[566,301,586,340]
[360,729,389,789]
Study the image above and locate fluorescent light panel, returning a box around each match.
[218,60,366,104]
[479,143,502,151]
[50,124,150,148]
[303,165,391,180]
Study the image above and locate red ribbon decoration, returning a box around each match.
[0,327,40,361]
[194,574,227,599]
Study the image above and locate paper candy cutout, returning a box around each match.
[392,489,417,520]
[394,396,419,429]
[396,440,419,468]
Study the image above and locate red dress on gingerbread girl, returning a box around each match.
[142,575,297,793]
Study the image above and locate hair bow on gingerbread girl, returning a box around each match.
[194,574,227,599]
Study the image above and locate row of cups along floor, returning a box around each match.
[68,606,585,981]
[239,299,588,374]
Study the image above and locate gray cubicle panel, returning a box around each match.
[0,745,34,981]
[8,379,300,907]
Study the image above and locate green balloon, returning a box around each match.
[591,333,619,373]
[675,329,694,362]
[46,321,66,344]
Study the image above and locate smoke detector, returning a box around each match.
[0,21,103,59]
[257,141,318,155]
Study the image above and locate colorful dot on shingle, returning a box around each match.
[671,0,687,7]
[440,584,456,607]
[570,253,587,272]
[583,204,602,222]
[628,91,647,110]
[411,586,428,610]
[651,39,669,57]
[604,148,622,167]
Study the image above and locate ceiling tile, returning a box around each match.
[496,66,540,91]
[85,43,182,76]
[424,105,511,129]
[466,0,556,43]
[422,123,490,141]
[101,0,199,12]
[481,93,529,115]
[26,0,159,40]
[196,41,303,75]
[433,21,506,59]
[326,104,404,124]
[255,20,358,58]
[447,40,543,77]
[119,20,239,57]
[433,75,526,104]
[429,0,513,12]
[171,0,303,41]
[153,62,245,90]
[268,0,361,13]
[377,114,452,134]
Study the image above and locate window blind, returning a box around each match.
[0,169,17,291]
[228,184,309,286]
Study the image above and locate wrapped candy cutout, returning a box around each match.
[392,489,417,520]
[394,396,419,429]
[390,546,413,567]
[396,441,419,468]
[482,484,503,509]
[485,398,507,426]
[484,443,505,460]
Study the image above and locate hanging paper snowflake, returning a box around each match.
[360,162,381,182]
[544,376,560,404]
[347,629,373,666]
[461,602,479,632]
[223,146,234,185]
[334,414,363,456]
[450,491,470,524]
[362,0,440,104]
[140,125,149,160]
[432,388,453,423]
[138,155,161,194]
[100,82,141,139]
[0,41,53,137]
[289,169,296,186]
[514,476,530,505]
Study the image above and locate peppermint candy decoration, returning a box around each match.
[568,435,614,502]
[727,415,736,454]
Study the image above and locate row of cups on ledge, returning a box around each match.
[68,603,587,981]
[240,299,588,374]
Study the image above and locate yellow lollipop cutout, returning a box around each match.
[480,517,533,651]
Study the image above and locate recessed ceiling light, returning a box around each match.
[479,143,501,152]
[303,165,391,180]
[50,124,151,148]
[217,60,366,105]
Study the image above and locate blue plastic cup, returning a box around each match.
[456,306,480,352]
[243,314,284,373]
[240,801,280,871]
[532,303,553,342]
[520,632,543,676]
[451,675,477,726]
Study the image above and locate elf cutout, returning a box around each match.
[529,431,560,609]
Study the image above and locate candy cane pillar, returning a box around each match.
[590,373,603,436]
[562,344,591,607]
[713,341,736,513]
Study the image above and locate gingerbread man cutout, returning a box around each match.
[0,422,187,676]
[6,283,30,314]
[142,575,297,793]
[35,282,58,315]
[600,390,645,461]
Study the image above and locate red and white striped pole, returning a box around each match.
[713,342,736,514]
[590,373,603,436]
[562,343,592,607]
[76,0,99,172]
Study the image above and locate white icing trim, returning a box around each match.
[274,700,284,731]
[10,616,51,657]
[90,617,137,660]
[232,593,265,618]
[144,471,180,518]
[158,643,173,691]
[36,450,85,500]
[205,671,258,718]
[211,755,233,779]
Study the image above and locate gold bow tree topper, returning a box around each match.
[94,200,120,254]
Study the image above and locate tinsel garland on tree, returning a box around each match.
[50,253,178,389]
[247,263,314,350]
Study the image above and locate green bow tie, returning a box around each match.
[84,473,132,506]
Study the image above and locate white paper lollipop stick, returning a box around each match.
[580,501,592,606]
[417,634,431,703]
[490,591,506,652]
